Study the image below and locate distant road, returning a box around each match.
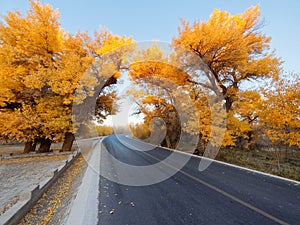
[94,135,300,225]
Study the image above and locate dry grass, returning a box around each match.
[0,155,69,164]
[217,148,300,181]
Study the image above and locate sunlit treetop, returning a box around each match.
[173,5,281,111]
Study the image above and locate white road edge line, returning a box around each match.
[126,135,300,185]
[164,147,300,185]
[98,135,293,225]
[142,151,289,225]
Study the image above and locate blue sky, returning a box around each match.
[1,0,300,73]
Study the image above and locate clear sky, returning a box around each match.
[1,0,300,73]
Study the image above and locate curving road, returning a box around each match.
[92,135,299,225]
[67,135,300,225]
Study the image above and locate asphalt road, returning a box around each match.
[97,135,300,225]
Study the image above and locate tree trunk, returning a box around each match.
[62,132,75,151]
[38,138,51,153]
[247,131,253,150]
[24,140,37,153]
[196,137,207,155]
[174,138,180,149]
[31,139,37,152]
[224,83,238,113]
[165,135,171,148]
[193,149,200,155]
[225,96,233,112]
[276,150,281,174]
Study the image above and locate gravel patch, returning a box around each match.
[0,154,70,216]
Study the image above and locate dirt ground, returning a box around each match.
[0,150,70,216]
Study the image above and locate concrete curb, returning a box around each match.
[65,138,102,225]
[0,150,81,225]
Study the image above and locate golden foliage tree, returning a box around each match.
[128,45,195,148]
[128,43,227,151]
[0,1,129,152]
[130,123,151,140]
[261,74,300,153]
[173,5,281,112]
[128,7,281,149]
[228,90,263,149]
[96,125,113,136]
[72,29,133,139]
[0,1,69,152]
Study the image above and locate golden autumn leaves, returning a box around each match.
[0,1,299,153]
[0,1,130,152]
[128,6,298,150]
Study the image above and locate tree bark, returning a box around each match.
[165,135,171,148]
[62,132,75,151]
[193,149,200,155]
[38,138,51,153]
[31,139,37,152]
[196,137,207,155]
[24,140,37,153]
[225,96,234,112]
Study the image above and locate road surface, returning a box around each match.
[95,135,300,224]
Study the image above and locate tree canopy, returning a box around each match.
[0,1,130,152]
[173,6,281,112]
[0,2,299,156]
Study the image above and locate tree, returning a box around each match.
[47,31,94,151]
[141,94,180,148]
[260,74,300,156]
[0,0,66,152]
[172,5,281,112]
[96,125,113,136]
[230,90,263,149]
[130,6,281,150]
[0,1,129,152]
[72,29,134,139]
[128,44,227,152]
[130,123,150,140]
[128,44,191,148]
